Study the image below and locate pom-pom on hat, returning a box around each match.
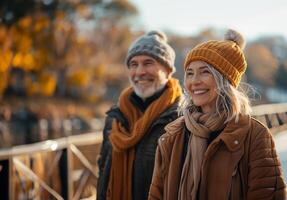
[184,29,247,87]
[126,30,176,73]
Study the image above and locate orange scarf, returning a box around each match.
[107,78,182,200]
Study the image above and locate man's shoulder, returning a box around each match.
[106,104,119,115]
[105,105,125,121]
[158,96,181,118]
[103,105,128,134]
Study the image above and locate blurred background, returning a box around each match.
[0,0,286,145]
[0,0,287,200]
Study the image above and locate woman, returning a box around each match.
[148,29,286,200]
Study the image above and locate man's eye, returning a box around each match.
[129,64,137,68]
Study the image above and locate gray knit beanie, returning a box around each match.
[125,30,176,73]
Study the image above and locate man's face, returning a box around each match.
[128,55,171,99]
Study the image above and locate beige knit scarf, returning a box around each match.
[178,108,227,200]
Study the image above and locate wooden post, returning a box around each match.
[59,147,73,200]
[9,157,14,200]
[0,159,9,200]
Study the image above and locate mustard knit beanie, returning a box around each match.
[126,30,176,73]
[184,29,247,87]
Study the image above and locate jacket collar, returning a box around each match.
[217,114,251,152]
[129,85,167,112]
[164,114,251,152]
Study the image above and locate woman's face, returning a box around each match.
[184,60,218,113]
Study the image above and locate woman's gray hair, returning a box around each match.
[180,64,255,123]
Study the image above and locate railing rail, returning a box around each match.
[0,132,103,200]
[0,132,102,159]
[252,103,287,135]
[252,103,287,116]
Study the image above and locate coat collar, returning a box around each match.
[217,114,251,152]
[164,114,251,152]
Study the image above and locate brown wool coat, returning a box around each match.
[148,115,286,200]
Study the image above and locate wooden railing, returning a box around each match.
[252,103,287,135]
[0,103,287,199]
[0,132,103,200]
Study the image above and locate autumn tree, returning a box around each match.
[245,43,278,86]
[0,0,138,102]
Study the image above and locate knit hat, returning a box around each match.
[126,31,176,73]
[184,29,247,87]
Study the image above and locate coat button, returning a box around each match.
[234,140,239,145]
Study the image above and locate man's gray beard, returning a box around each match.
[129,78,168,100]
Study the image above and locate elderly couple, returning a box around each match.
[97,30,286,200]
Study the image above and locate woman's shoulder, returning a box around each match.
[250,116,270,132]
[249,116,273,140]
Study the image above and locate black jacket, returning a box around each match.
[97,92,181,200]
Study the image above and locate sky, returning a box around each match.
[130,0,287,40]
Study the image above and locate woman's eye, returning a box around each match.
[186,72,193,76]
[202,70,210,74]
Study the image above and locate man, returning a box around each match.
[97,31,182,200]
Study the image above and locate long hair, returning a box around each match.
[180,64,254,123]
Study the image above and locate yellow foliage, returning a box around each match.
[0,5,135,100]
[18,35,32,52]
[0,71,8,97]
[81,81,106,103]
[39,73,57,96]
[54,20,71,32]
[0,50,13,72]
[33,49,51,70]
[34,16,50,32]
[64,48,79,66]
[12,52,23,67]
[25,72,57,96]
[18,16,32,29]
[94,64,106,78]
[13,53,36,71]
[66,69,90,87]
[0,25,7,44]
[55,10,66,20]
[82,93,99,103]
[25,78,39,96]
[24,54,34,70]
[76,35,88,46]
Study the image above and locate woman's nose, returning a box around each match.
[191,73,201,84]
